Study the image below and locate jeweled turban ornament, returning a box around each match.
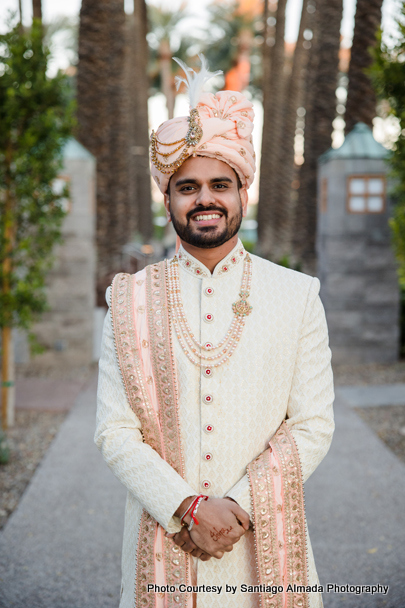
[150,55,222,174]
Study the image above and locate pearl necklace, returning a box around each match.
[167,253,253,371]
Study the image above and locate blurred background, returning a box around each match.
[1,2,405,606]
[0,0,404,382]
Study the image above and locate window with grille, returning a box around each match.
[347,175,386,214]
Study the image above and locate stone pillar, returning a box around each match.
[22,138,97,372]
[317,123,400,364]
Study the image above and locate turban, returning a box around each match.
[150,56,256,194]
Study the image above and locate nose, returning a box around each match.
[196,184,215,206]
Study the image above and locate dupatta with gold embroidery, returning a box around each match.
[110,261,309,608]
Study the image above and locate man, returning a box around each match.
[95,57,334,608]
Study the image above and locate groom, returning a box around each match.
[95,57,334,608]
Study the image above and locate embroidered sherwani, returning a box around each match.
[95,240,334,608]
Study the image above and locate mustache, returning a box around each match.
[186,205,228,221]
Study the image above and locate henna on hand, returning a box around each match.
[210,525,233,542]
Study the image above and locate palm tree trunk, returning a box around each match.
[127,0,153,241]
[257,0,288,260]
[106,3,129,268]
[345,0,384,134]
[292,0,343,274]
[160,38,175,119]
[77,0,129,304]
[270,0,314,260]
[32,0,42,21]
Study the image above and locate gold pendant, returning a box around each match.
[232,290,253,317]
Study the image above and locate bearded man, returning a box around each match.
[95,57,334,608]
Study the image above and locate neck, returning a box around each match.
[180,235,239,274]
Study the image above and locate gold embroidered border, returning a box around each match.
[146,262,185,477]
[271,423,309,608]
[110,273,162,456]
[136,511,156,608]
[247,450,282,608]
[146,263,190,608]
[111,273,163,608]
[248,422,309,608]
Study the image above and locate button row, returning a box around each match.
[202,369,214,488]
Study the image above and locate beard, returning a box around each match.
[169,202,243,249]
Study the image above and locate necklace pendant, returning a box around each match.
[232,292,253,317]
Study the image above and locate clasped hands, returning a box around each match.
[167,496,250,562]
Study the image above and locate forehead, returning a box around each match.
[172,155,237,184]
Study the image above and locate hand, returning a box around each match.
[166,528,212,561]
[186,497,250,559]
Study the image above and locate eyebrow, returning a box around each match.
[174,176,234,187]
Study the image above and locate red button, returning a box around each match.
[203,394,213,404]
[202,480,211,489]
[204,313,214,323]
[204,342,213,350]
[203,368,213,378]
[204,287,214,297]
[204,424,214,433]
[204,452,213,461]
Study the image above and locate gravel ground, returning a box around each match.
[0,361,404,533]
[355,405,405,465]
[0,410,67,530]
[0,364,96,530]
[333,360,405,386]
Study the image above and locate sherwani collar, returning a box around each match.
[176,238,247,279]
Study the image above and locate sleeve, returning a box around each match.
[225,474,252,520]
[226,276,334,513]
[284,276,335,482]
[94,303,197,533]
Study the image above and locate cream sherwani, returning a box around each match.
[95,240,334,608]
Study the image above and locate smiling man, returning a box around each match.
[95,58,334,608]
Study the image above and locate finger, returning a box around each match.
[173,528,192,547]
[190,548,203,558]
[200,553,212,562]
[212,551,225,559]
[165,533,175,539]
[223,544,233,552]
[172,534,183,547]
[180,539,197,553]
[232,505,250,531]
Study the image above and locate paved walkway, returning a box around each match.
[0,380,404,608]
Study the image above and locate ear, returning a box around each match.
[240,188,248,217]
[163,193,171,222]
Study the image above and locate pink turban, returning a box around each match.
[150,89,256,194]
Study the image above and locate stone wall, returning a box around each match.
[317,157,400,364]
[17,139,97,373]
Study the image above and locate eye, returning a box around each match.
[179,185,196,192]
[213,183,228,189]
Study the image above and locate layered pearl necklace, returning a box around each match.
[167,253,253,372]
